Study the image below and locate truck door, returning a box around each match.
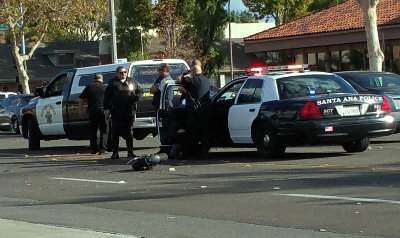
[36,73,68,136]
[228,78,264,144]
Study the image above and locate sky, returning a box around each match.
[230,0,247,11]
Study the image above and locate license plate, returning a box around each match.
[342,106,360,116]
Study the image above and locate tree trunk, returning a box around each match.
[358,0,384,71]
[10,30,31,94]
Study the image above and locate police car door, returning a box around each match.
[228,78,263,144]
[36,73,69,135]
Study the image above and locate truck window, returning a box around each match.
[130,63,188,89]
[46,74,67,97]
[78,72,115,86]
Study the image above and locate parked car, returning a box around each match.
[0,94,35,134]
[0,92,17,104]
[335,71,400,132]
[159,71,396,157]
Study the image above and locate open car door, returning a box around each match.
[157,81,186,147]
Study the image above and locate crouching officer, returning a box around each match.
[79,74,107,154]
[104,66,141,160]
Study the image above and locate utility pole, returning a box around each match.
[108,0,117,63]
[228,0,234,81]
[20,3,26,56]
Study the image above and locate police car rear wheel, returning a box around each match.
[342,137,369,153]
[255,129,286,158]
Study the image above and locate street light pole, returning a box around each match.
[108,0,117,63]
[228,0,234,80]
[138,26,144,60]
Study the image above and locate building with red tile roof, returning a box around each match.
[244,0,400,73]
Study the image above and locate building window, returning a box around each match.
[58,53,74,65]
[308,53,316,65]
[317,52,327,71]
[393,45,400,73]
[295,53,303,64]
[331,51,340,71]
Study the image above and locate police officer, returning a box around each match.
[181,59,211,158]
[79,74,107,154]
[104,66,141,160]
[150,63,172,109]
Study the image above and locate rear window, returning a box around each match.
[130,63,188,89]
[0,95,5,99]
[343,73,400,89]
[277,75,356,100]
[78,72,116,86]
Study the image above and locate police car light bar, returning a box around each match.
[267,64,309,72]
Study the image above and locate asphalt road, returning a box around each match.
[0,132,400,238]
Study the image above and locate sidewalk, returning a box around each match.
[0,218,138,238]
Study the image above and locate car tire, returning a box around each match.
[10,118,19,134]
[255,128,286,158]
[342,137,370,153]
[27,119,40,150]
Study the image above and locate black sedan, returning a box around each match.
[0,94,35,134]
[336,71,400,132]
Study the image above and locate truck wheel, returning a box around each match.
[255,129,286,158]
[342,137,369,153]
[27,119,40,150]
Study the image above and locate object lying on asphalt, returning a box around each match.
[127,153,167,170]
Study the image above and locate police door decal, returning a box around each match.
[36,73,67,136]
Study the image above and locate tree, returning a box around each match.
[308,0,344,12]
[229,10,258,23]
[0,0,87,94]
[242,0,312,25]
[357,0,384,71]
[191,0,228,75]
[48,0,108,41]
[153,0,195,59]
[117,0,153,59]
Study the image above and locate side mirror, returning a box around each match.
[34,87,45,97]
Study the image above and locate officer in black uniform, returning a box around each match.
[79,74,107,154]
[104,66,141,160]
[181,60,211,158]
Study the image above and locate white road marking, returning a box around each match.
[52,177,127,184]
[278,193,400,205]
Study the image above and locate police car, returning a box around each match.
[158,66,396,157]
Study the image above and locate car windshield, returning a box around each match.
[130,63,188,89]
[345,73,400,89]
[1,95,17,107]
[277,74,357,99]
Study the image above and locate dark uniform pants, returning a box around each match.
[186,102,211,154]
[111,117,134,155]
[89,109,107,151]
